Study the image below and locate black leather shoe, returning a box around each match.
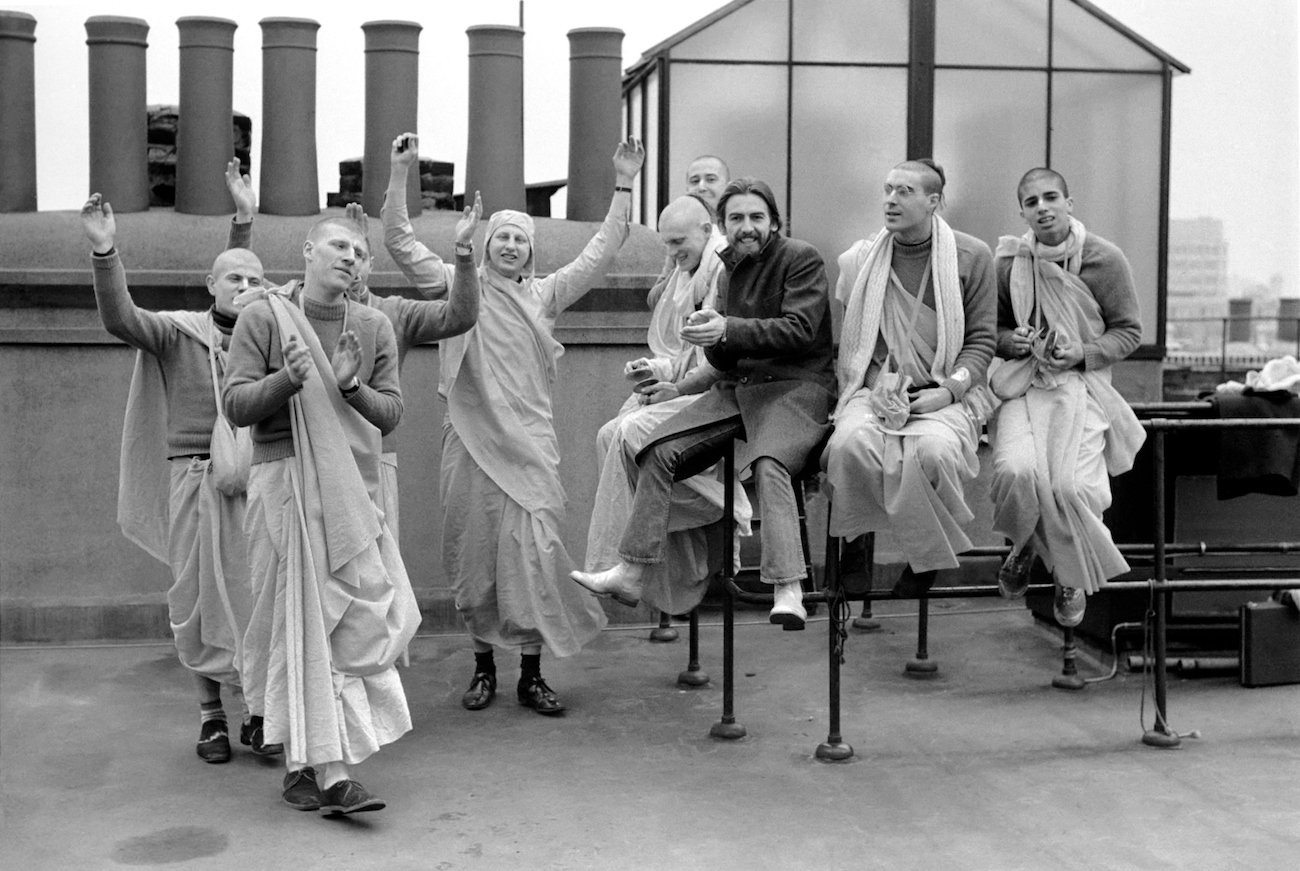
[196,719,231,764]
[517,675,565,715]
[461,672,497,711]
[892,566,938,599]
[240,715,284,756]
[282,766,321,811]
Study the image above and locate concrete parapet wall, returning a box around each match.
[1,208,667,641]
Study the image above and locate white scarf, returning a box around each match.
[999,215,1088,328]
[646,231,725,383]
[834,214,964,419]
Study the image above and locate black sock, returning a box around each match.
[474,650,496,677]
[520,653,541,682]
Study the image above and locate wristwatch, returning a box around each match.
[341,376,360,397]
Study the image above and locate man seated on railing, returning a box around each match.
[582,194,753,619]
[572,177,836,631]
[987,168,1144,626]
[825,159,997,597]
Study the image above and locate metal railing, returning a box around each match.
[686,406,1300,759]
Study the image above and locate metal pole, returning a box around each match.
[650,610,678,643]
[906,593,938,675]
[816,528,852,760]
[1143,429,1181,748]
[1051,626,1086,691]
[711,440,745,739]
[853,531,881,631]
[677,609,708,687]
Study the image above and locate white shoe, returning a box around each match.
[769,580,807,631]
[570,565,643,608]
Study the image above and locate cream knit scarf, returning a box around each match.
[834,214,964,418]
[998,215,1088,328]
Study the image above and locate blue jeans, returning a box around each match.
[617,418,806,586]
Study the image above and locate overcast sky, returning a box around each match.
[9,0,1300,289]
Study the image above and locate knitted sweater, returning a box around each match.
[995,233,1141,371]
[93,252,230,458]
[863,230,997,396]
[222,289,403,463]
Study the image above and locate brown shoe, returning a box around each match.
[282,767,321,811]
[319,779,385,816]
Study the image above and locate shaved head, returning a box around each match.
[659,194,712,229]
[1016,167,1070,204]
[686,155,731,213]
[658,195,714,273]
[307,216,367,251]
[207,247,265,317]
[210,247,263,282]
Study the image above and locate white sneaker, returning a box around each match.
[769,580,807,631]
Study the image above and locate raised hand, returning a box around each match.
[282,334,313,386]
[390,132,418,171]
[456,191,483,247]
[80,193,116,254]
[613,137,645,185]
[345,202,371,241]
[331,330,362,387]
[225,157,256,221]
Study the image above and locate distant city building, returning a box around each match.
[1168,217,1229,348]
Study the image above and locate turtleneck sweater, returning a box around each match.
[223,288,403,463]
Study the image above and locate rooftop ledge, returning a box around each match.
[0,207,668,292]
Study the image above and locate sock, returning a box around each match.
[199,700,226,725]
[520,653,541,682]
[474,649,496,677]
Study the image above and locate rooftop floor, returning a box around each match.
[2,600,1297,870]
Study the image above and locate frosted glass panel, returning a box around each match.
[792,0,908,64]
[672,0,788,62]
[667,63,788,212]
[936,0,1048,67]
[790,66,907,277]
[1053,0,1165,70]
[933,70,1048,253]
[1052,73,1164,343]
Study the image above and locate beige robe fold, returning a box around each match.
[990,233,1145,594]
[245,297,419,768]
[118,312,250,687]
[583,237,752,614]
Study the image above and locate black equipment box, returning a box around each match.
[1239,599,1300,687]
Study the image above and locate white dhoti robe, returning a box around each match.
[241,296,419,769]
[827,392,981,572]
[166,457,252,687]
[584,393,752,615]
[990,378,1126,593]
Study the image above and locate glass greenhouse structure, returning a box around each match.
[622,0,1189,353]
